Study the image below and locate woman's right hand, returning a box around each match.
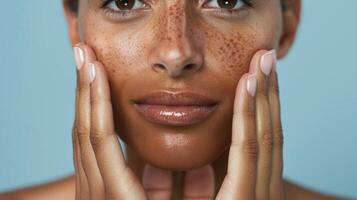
[71,43,174,200]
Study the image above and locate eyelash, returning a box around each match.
[101,0,148,18]
[101,0,254,19]
[203,0,254,16]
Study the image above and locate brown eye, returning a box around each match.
[115,0,135,10]
[204,0,245,10]
[106,0,147,11]
[217,0,238,9]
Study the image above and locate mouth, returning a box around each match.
[132,91,219,126]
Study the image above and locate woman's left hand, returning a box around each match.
[183,49,284,200]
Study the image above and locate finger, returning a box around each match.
[73,43,90,200]
[183,165,215,200]
[89,61,146,199]
[216,71,257,199]
[142,164,173,200]
[72,50,83,189]
[72,56,85,199]
[72,123,86,200]
[73,43,104,200]
[269,65,285,200]
[250,50,276,200]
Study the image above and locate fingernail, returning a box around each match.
[73,46,84,70]
[260,50,276,76]
[88,63,96,83]
[247,74,257,97]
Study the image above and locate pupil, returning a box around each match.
[217,0,238,9]
[115,0,135,10]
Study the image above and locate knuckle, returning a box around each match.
[89,129,116,149]
[73,125,90,138]
[272,128,284,147]
[239,138,258,161]
[77,84,89,94]
[260,131,273,152]
[73,125,90,146]
[89,130,106,148]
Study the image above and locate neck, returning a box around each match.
[125,145,229,199]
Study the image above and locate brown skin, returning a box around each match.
[72,0,286,171]
[0,0,345,199]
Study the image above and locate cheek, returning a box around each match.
[206,30,257,81]
[197,17,281,82]
[87,37,127,75]
[202,28,277,81]
[80,13,150,82]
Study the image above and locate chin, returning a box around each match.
[125,129,231,171]
[114,97,233,170]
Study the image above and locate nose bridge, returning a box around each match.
[165,1,187,43]
[149,1,203,78]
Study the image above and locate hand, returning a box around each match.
[180,50,284,200]
[215,49,284,199]
[72,43,174,200]
[71,43,283,199]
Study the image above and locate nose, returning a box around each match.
[148,3,203,78]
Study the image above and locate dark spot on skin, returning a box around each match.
[74,0,284,178]
[166,3,185,40]
[197,21,257,80]
[92,40,128,80]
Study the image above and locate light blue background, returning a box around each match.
[0,1,356,198]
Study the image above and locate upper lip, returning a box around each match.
[132,91,219,106]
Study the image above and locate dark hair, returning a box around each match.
[65,0,78,13]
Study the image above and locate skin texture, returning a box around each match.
[72,0,285,170]
[0,47,342,199]
[0,0,345,199]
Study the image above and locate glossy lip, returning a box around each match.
[132,91,219,126]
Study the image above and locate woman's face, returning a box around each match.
[67,0,292,170]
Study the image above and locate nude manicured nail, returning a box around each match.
[73,46,84,70]
[260,50,276,76]
[247,74,257,97]
[89,63,96,83]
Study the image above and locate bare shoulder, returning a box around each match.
[0,176,75,200]
[283,179,347,200]
[0,176,349,200]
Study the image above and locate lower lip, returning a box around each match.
[134,104,218,126]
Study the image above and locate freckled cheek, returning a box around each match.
[84,34,138,80]
[204,36,256,81]
[206,29,278,82]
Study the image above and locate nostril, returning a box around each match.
[184,63,196,71]
[155,63,166,71]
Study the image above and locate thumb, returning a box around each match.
[183,164,215,200]
[142,163,173,200]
